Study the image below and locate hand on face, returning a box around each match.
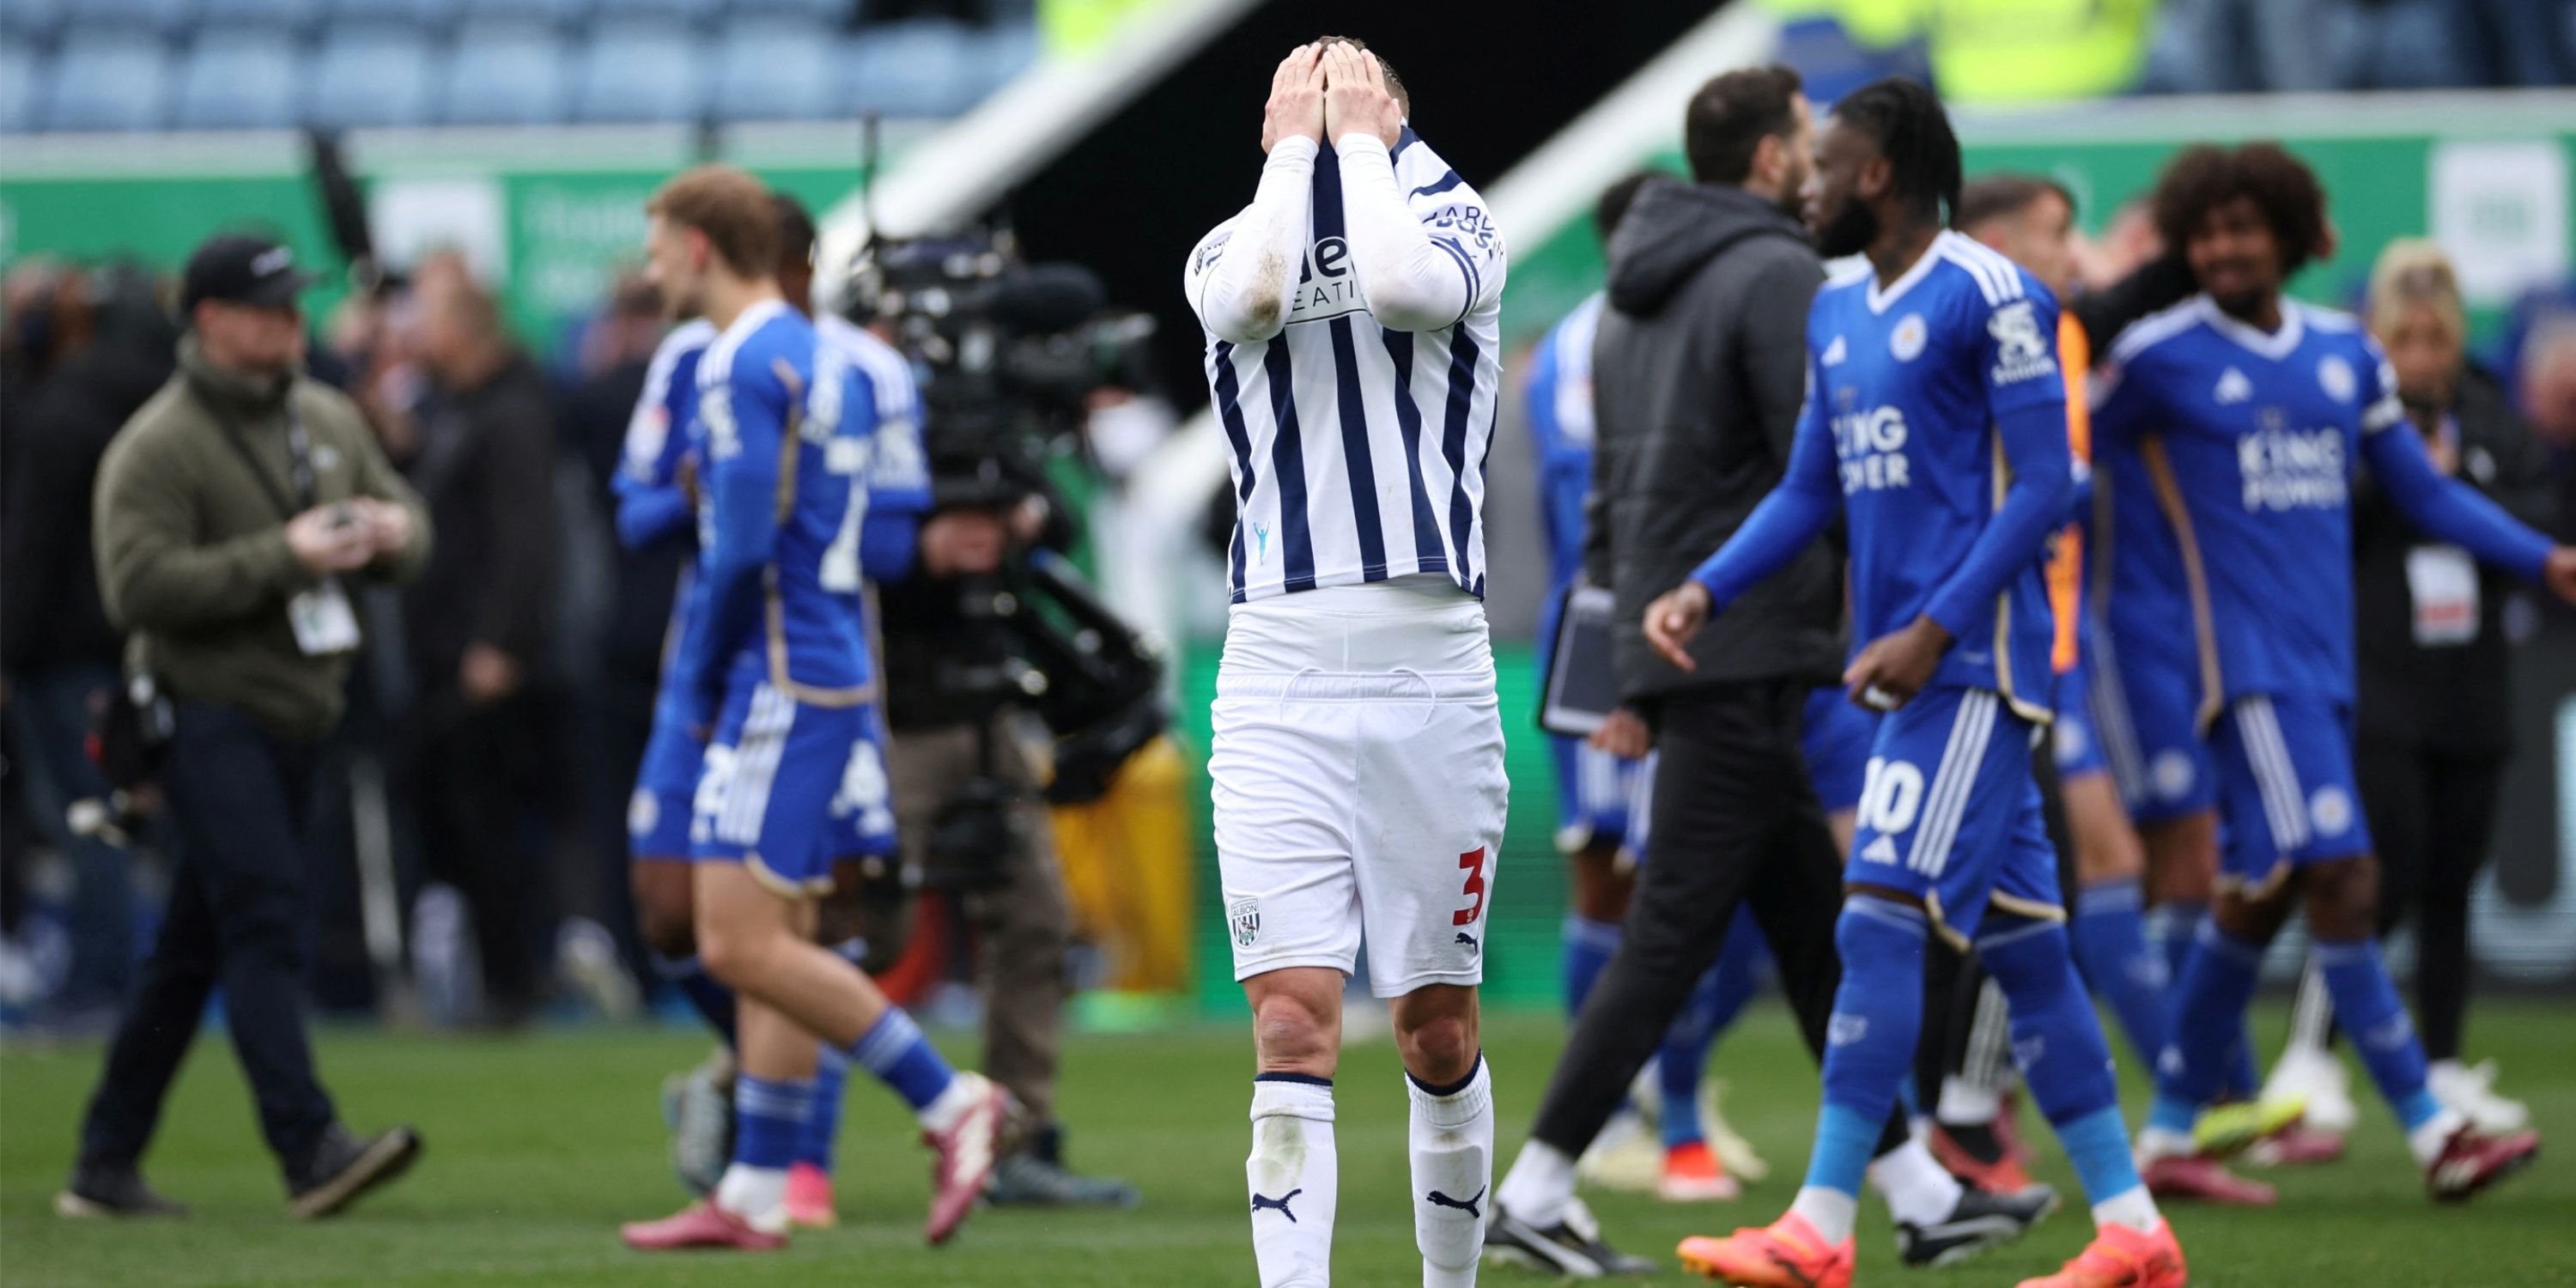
[1321,43,1403,150]
[1259,44,1326,154]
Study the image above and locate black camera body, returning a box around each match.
[845,231,1167,843]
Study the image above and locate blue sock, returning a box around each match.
[1805,900,1927,1198]
[2148,904,2255,1096]
[1657,909,1770,1150]
[795,1047,849,1171]
[1561,915,1619,1017]
[2152,920,2265,1131]
[1657,969,1719,1149]
[2057,1106,2148,1205]
[655,954,738,1047]
[2070,878,2167,1071]
[2313,939,2439,1131]
[848,1007,956,1114]
[734,1074,813,1170]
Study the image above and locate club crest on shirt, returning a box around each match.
[2317,354,2357,404]
[1890,313,1928,362]
[1229,896,1262,949]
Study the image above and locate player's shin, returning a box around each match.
[2146,920,2265,1151]
[1797,898,1929,1245]
[1407,1054,1492,1288]
[2070,877,2166,1067]
[1249,1074,1338,1288]
[2312,938,2458,1160]
[1979,920,2161,1235]
[719,1000,822,1231]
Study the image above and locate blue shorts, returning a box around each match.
[2050,653,2110,781]
[2091,631,2216,826]
[689,680,892,895]
[1800,685,1876,816]
[628,688,705,861]
[1550,733,1639,854]
[2210,694,2372,896]
[1846,686,2063,944]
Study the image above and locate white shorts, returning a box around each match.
[1212,577,1509,998]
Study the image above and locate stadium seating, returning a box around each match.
[39,31,169,131]
[308,22,438,128]
[56,0,196,38]
[441,20,567,126]
[844,17,979,119]
[202,0,326,32]
[175,28,306,129]
[0,40,34,132]
[0,0,1040,132]
[573,21,703,123]
[714,18,838,121]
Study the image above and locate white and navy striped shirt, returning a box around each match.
[1184,127,1507,603]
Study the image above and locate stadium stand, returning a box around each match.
[440,20,570,126]
[573,20,704,123]
[712,17,841,122]
[174,27,306,130]
[39,31,169,131]
[308,22,440,129]
[0,0,1029,131]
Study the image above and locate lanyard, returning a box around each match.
[213,396,318,521]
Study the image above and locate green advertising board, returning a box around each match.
[0,130,877,341]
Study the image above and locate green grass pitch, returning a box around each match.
[4,1002,2571,1286]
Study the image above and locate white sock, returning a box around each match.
[919,1072,981,1133]
[1868,1138,1964,1228]
[1496,1139,1575,1228]
[1789,1185,1859,1245]
[714,1163,789,1233]
[1408,1056,1492,1288]
[1935,1076,2002,1126]
[1249,1076,1338,1288]
[2135,1126,2193,1162]
[2091,1184,2161,1236]
[2408,1106,2468,1168]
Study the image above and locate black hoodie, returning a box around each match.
[1585,179,1842,698]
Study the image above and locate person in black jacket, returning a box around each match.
[1486,66,2051,1277]
[393,276,562,1027]
[2269,241,2555,1139]
[0,260,173,1017]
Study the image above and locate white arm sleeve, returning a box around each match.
[1188,138,1318,344]
[1334,133,1472,333]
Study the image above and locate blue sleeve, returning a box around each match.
[860,512,920,581]
[1923,398,2073,639]
[667,360,786,718]
[1522,333,1592,591]
[2360,418,2554,581]
[1689,361,1840,609]
[612,345,703,550]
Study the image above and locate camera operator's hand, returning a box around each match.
[286,504,376,575]
[920,510,1008,577]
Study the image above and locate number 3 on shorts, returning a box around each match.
[1453,847,1488,927]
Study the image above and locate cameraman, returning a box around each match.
[864,434,1139,1208]
[62,235,428,1219]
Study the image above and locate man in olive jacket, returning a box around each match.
[63,235,431,1221]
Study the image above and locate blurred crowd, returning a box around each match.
[2,252,746,1029]
[1769,0,2576,102]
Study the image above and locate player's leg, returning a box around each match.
[2061,770,2164,1070]
[1355,670,1506,1288]
[627,692,1005,1250]
[1965,788,2183,1288]
[1652,908,1764,1200]
[1556,736,1636,1018]
[1684,690,2038,1286]
[1216,676,1361,1288]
